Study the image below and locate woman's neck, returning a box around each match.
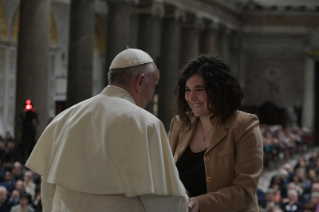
[199,116,214,131]
[20,204,26,211]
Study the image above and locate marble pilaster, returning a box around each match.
[303,56,314,129]
[138,14,162,114]
[158,7,181,130]
[179,14,200,68]
[67,0,95,107]
[219,28,231,63]
[200,22,219,56]
[15,0,51,141]
[314,61,319,135]
[106,2,133,77]
[229,32,242,80]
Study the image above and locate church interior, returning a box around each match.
[0,0,317,138]
[0,0,318,211]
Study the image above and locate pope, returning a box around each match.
[26,48,188,212]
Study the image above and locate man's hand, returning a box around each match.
[188,197,199,212]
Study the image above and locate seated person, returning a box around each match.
[10,191,34,212]
[0,171,15,194]
[281,189,303,212]
[0,186,14,212]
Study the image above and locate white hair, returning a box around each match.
[0,186,7,194]
[108,63,155,85]
[312,192,319,198]
[279,169,288,178]
[287,182,296,189]
[288,189,298,196]
[24,170,33,177]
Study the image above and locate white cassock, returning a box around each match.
[26,85,188,212]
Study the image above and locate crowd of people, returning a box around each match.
[0,124,316,212]
[0,128,315,211]
[0,132,42,212]
[0,126,313,212]
[259,125,319,212]
[261,124,316,170]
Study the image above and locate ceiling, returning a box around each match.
[223,0,319,12]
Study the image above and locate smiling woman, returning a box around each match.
[184,75,209,118]
[168,55,263,212]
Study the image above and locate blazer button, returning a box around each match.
[206,177,212,183]
[204,156,210,162]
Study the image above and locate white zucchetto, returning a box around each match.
[110,48,153,69]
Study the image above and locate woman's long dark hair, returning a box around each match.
[174,55,244,129]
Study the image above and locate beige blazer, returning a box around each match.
[168,111,263,212]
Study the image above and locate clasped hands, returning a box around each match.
[188,197,199,212]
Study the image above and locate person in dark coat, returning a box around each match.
[281,189,303,212]
[0,186,14,212]
[0,172,15,194]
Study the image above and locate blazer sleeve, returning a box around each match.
[167,117,175,146]
[196,114,263,212]
[168,116,181,155]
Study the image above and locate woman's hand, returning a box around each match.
[188,197,199,212]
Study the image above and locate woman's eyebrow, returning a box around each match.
[195,85,205,88]
[185,85,205,88]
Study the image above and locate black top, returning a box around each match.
[176,145,207,197]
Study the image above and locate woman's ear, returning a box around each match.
[135,74,145,92]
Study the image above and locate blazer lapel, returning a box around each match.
[206,117,231,153]
[174,117,199,163]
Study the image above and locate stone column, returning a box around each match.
[67,0,95,107]
[314,61,319,136]
[158,7,181,131]
[200,22,219,56]
[106,2,133,77]
[303,56,314,129]
[15,0,51,142]
[138,12,162,113]
[219,28,231,63]
[179,14,200,68]
[237,34,246,100]
[229,31,242,79]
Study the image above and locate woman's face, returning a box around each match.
[19,197,28,206]
[185,74,211,118]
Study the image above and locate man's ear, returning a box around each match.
[135,74,145,93]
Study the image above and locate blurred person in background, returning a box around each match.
[281,189,303,212]
[11,163,23,182]
[260,188,278,212]
[23,171,35,200]
[9,190,19,206]
[0,171,15,195]
[310,192,319,211]
[0,186,13,212]
[10,191,34,212]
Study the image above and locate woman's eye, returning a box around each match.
[185,88,190,92]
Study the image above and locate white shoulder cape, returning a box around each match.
[26,86,185,197]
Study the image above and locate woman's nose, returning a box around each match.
[190,91,196,100]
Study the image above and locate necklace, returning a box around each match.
[200,122,214,142]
